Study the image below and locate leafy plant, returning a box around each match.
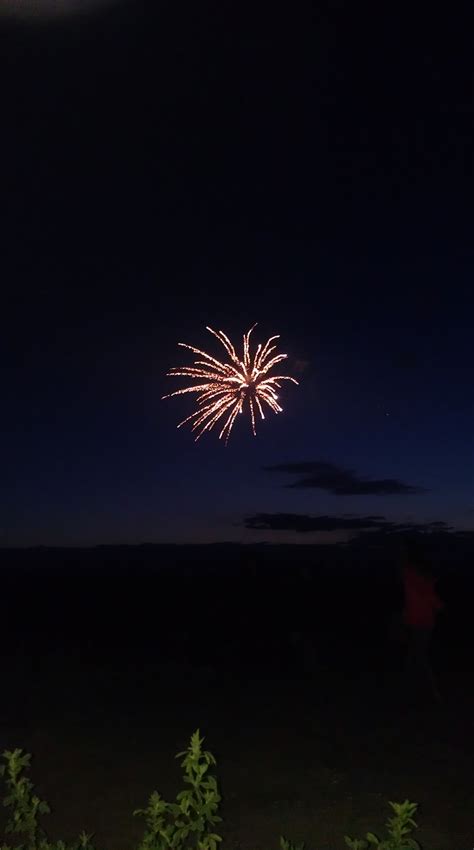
[134,729,222,850]
[345,800,420,850]
[0,748,94,850]
[280,836,305,850]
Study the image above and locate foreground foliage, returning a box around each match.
[0,731,421,850]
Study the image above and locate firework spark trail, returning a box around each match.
[163,324,299,443]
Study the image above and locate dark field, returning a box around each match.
[1,545,473,850]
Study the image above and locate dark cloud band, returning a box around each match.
[244,512,450,535]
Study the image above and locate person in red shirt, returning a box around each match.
[401,545,443,701]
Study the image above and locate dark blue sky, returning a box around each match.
[2,1,473,545]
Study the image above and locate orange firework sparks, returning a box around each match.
[163,324,299,443]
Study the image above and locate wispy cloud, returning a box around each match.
[263,461,425,495]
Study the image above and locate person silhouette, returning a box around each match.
[401,543,443,702]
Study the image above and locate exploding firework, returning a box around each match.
[163,324,299,443]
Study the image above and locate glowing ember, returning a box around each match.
[163,324,299,443]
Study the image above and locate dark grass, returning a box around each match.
[1,548,473,850]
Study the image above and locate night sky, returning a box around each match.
[2,1,473,546]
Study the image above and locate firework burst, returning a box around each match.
[163,324,299,443]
